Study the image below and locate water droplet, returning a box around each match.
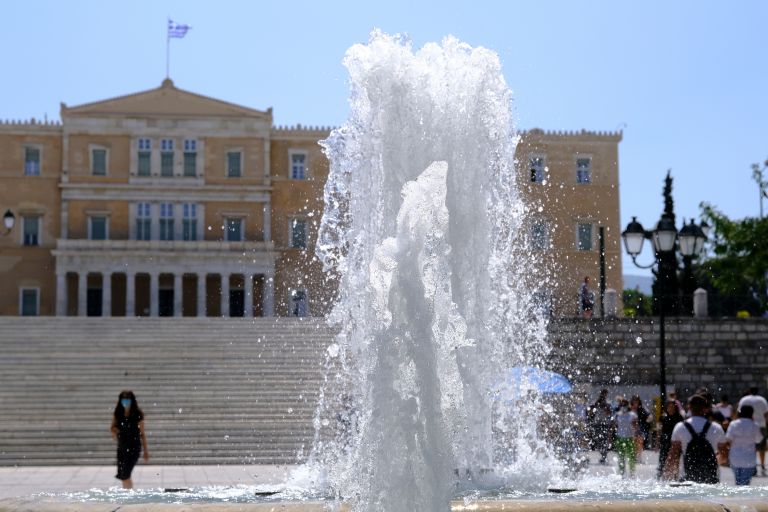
[635,336,643,344]
[613,376,621,383]
[178,408,183,414]
[224,435,230,440]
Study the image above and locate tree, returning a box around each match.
[699,203,768,316]
[651,171,681,315]
[623,289,652,317]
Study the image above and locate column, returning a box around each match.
[77,273,87,317]
[173,273,183,316]
[196,273,206,317]
[262,271,275,317]
[220,273,230,317]
[244,274,254,318]
[126,272,136,317]
[60,200,69,239]
[102,273,112,317]
[263,201,271,241]
[55,273,67,316]
[149,272,159,317]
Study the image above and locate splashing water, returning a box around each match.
[303,31,556,511]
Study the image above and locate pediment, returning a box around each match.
[61,79,270,120]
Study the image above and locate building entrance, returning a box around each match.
[86,289,102,316]
[158,289,174,317]
[230,290,244,317]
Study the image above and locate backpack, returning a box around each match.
[682,421,718,484]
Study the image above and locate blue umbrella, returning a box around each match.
[495,366,572,397]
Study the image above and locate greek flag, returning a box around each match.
[168,19,191,38]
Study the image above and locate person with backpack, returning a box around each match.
[663,395,728,483]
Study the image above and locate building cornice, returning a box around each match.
[271,125,333,141]
[60,182,271,202]
[519,128,623,142]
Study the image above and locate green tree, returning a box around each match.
[699,203,768,315]
[623,289,653,317]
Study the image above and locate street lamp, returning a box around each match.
[621,214,707,402]
[2,209,15,236]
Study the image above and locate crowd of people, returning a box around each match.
[586,386,768,484]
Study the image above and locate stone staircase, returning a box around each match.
[0,317,337,466]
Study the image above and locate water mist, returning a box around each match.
[310,31,555,511]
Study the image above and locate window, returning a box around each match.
[182,203,197,241]
[136,202,151,241]
[227,151,242,177]
[24,146,41,176]
[22,216,40,246]
[225,218,242,242]
[159,203,174,241]
[91,148,107,176]
[290,289,309,317]
[530,221,549,251]
[20,288,39,316]
[138,138,151,176]
[577,223,593,251]
[290,151,307,180]
[183,139,197,177]
[529,156,545,183]
[89,216,108,241]
[576,157,592,184]
[161,139,174,177]
[290,218,307,249]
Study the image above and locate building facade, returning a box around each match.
[0,81,622,318]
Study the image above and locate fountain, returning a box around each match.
[3,30,768,512]
[306,29,554,511]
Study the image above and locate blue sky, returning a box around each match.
[2,1,766,277]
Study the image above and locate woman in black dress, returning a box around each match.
[110,390,149,489]
[656,399,683,479]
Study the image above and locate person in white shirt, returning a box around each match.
[664,395,728,483]
[726,405,763,485]
[613,399,638,477]
[737,387,768,477]
[714,395,733,420]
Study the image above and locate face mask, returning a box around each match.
[121,399,132,408]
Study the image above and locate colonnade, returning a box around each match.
[55,271,275,317]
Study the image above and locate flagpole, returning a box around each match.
[166,18,170,78]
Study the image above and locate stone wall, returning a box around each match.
[546,317,768,398]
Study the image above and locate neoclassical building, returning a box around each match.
[0,80,622,317]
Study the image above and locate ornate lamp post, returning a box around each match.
[621,214,707,402]
[2,210,15,236]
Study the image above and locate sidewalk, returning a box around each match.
[0,465,294,499]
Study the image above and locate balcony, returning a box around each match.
[52,239,277,275]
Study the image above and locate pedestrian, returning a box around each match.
[726,405,763,485]
[657,399,684,479]
[663,395,728,484]
[579,276,594,319]
[712,395,733,432]
[714,394,733,422]
[110,390,150,489]
[736,386,768,477]
[630,395,651,456]
[613,398,638,477]
[668,391,685,416]
[588,388,613,465]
